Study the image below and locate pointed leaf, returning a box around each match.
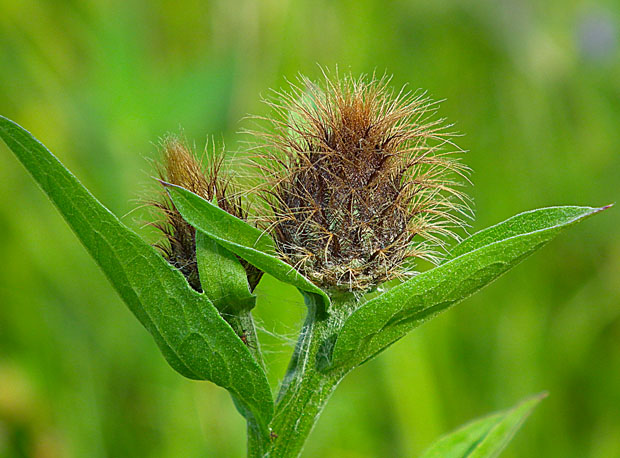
[0,116,274,434]
[166,183,330,311]
[421,393,545,458]
[329,205,608,369]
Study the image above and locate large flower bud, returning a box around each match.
[253,73,470,291]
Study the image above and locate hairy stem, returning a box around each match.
[224,310,271,454]
[247,422,267,458]
[226,309,266,371]
[253,292,356,457]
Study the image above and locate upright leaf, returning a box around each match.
[328,205,608,370]
[166,183,331,311]
[195,231,266,372]
[420,393,546,458]
[196,231,256,314]
[0,116,274,434]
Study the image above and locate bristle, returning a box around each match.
[250,72,472,291]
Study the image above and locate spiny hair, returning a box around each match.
[150,137,262,291]
[250,71,471,291]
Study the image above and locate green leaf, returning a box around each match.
[196,231,256,314]
[420,392,546,458]
[165,183,331,311]
[329,205,609,370]
[447,206,611,260]
[0,116,274,434]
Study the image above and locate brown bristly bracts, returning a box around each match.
[247,71,471,291]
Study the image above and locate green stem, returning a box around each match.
[256,292,356,457]
[226,309,266,372]
[224,310,270,454]
[247,422,267,458]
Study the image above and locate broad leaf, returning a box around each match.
[329,205,608,370]
[166,183,331,311]
[420,392,546,458]
[0,116,274,434]
[196,231,256,314]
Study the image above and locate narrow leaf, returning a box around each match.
[166,183,331,311]
[0,116,274,433]
[421,393,546,458]
[448,206,612,260]
[196,231,256,314]
[329,205,608,369]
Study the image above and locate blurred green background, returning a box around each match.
[1,0,619,457]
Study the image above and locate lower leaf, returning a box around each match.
[420,392,546,458]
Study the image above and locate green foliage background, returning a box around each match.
[0,1,618,456]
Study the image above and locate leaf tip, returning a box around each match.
[160,181,191,203]
[532,390,549,402]
[157,178,177,189]
[515,391,548,417]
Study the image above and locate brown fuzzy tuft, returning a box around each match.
[150,137,262,291]
[249,72,471,291]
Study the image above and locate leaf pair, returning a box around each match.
[0,116,275,435]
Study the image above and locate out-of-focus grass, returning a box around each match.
[0,1,618,457]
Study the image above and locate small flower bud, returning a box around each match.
[150,137,262,291]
